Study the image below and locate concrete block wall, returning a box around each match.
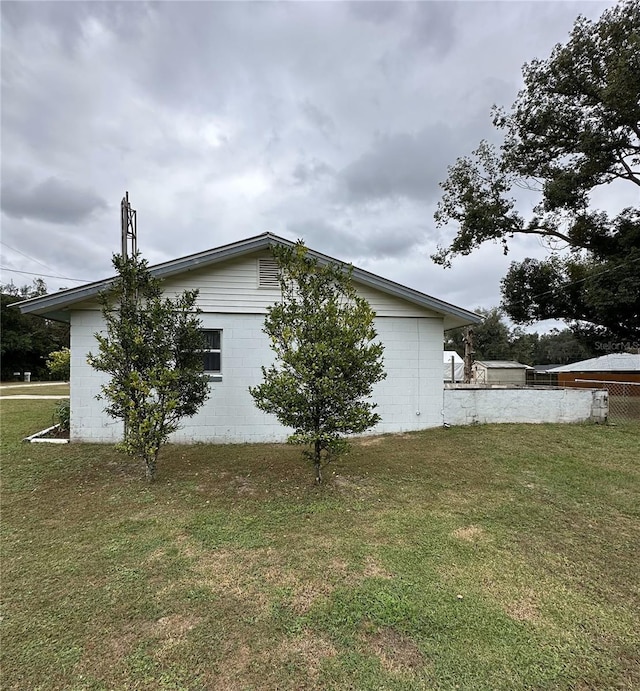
[372,317,443,432]
[70,310,445,443]
[70,310,124,442]
[442,387,608,426]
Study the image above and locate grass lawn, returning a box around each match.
[2,399,639,690]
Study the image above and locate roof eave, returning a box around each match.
[14,231,482,326]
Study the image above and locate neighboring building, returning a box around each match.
[526,364,563,387]
[548,353,640,395]
[443,350,464,383]
[472,360,532,386]
[16,232,481,443]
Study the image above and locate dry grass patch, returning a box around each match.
[357,436,384,447]
[452,524,486,542]
[363,555,393,579]
[441,557,546,628]
[210,630,337,690]
[276,630,338,677]
[184,544,340,616]
[505,591,541,622]
[151,613,199,638]
[365,626,426,675]
[190,547,270,610]
[329,473,373,498]
[151,615,201,658]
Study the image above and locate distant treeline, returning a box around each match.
[446,308,599,366]
[1,279,70,380]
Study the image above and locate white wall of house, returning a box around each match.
[70,309,123,442]
[159,251,438,319]
[442,387,608,425]
[69,253,445,443]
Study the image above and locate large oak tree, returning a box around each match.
[434,1,640,346]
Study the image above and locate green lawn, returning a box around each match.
[2,399,639,690]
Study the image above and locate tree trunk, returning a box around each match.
[145,454,157,482]
[314,439,322,484]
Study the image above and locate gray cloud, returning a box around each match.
[1,177,108,224]
[0,0,614,318]
[404,2,458,57]
[292,159,334,186]
[300,100,336,139]
[347,2,407,25]
[287,218,425,262]
[338,123,456,203]
[0,2,151,58]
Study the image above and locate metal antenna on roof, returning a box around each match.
[121,191,137,259]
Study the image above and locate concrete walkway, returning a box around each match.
[1,395,70,400]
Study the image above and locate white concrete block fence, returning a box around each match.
[442,386,608,426]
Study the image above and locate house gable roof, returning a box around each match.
[14,232,482,329]
[548,353,640,372]
[474,360,533,370]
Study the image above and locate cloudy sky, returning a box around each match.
[1,0,616,324]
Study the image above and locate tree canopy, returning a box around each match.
[250,241,386,483]
[1,279,70,380]
[445,307,598,366]
[434,1,640,344]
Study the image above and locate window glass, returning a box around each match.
[203,330,220,350]
[203,352,221,372]
[201,329,221,373]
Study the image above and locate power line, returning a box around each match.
[0,240,69,280]
[510,254,640,307]
[0,266,88,282]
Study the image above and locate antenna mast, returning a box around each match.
[121,191,137,259]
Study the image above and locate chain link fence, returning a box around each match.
[572,379,640,422]
[473,370,639,423]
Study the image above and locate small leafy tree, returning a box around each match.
[53,399,70,433]
[249,241,386,483]
[88,253,210,481]
[46,347,70,381]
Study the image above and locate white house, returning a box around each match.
[16,233,481,443]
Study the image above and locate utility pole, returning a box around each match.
[463,327,474,384]
[119,192,138,445]
[121,191,137,260]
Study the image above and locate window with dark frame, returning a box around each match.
[201,329,222,374]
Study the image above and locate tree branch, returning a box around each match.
[616,155,640,187]
[518,226,576,246]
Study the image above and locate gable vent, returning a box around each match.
[258,258,280,288]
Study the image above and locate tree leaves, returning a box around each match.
[249,241,386,482]
[434,1,640,342]
[87,253,210,480]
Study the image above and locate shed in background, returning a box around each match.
[472,360,532,386]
